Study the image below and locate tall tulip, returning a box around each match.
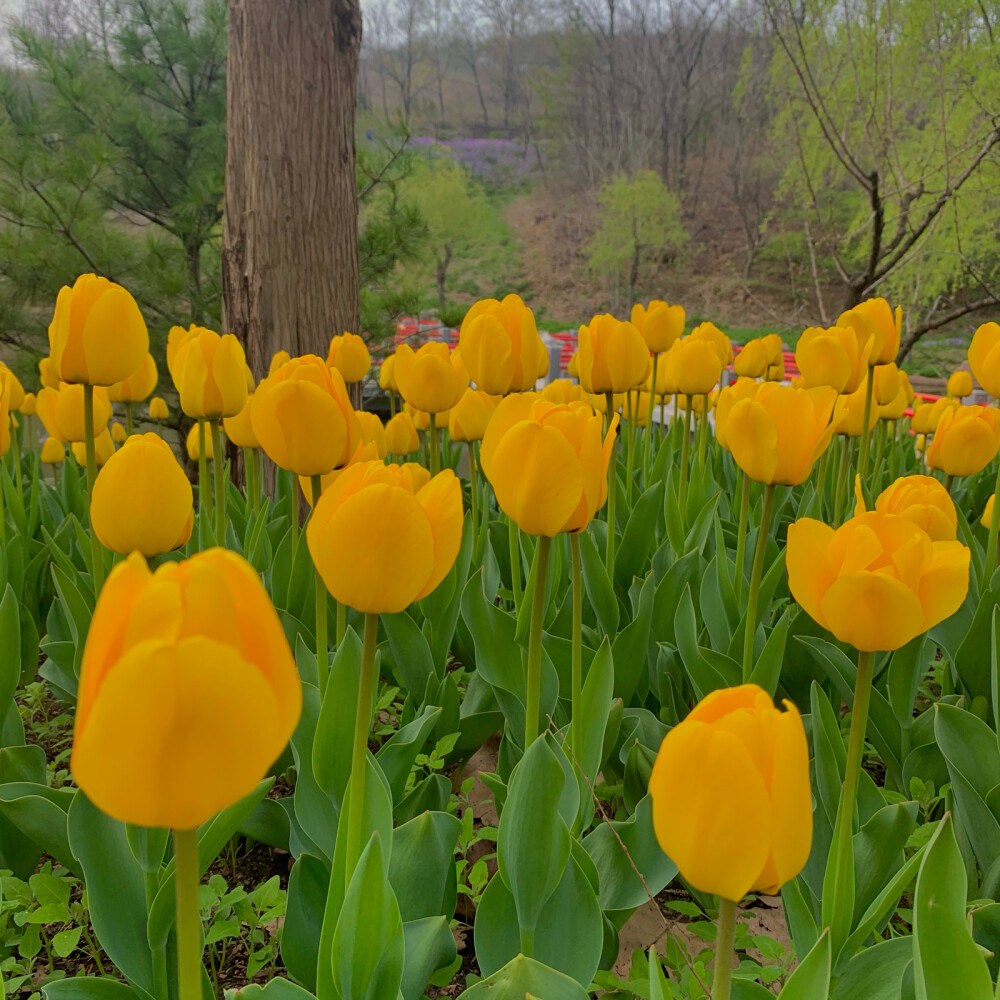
[970,323,1000,576]
[224,394,262,513]
[48,274,149,593]
[787,505,969,948]
[948,370,973,399]
[385,411,420,457]
[795,325,870,394]
[459,293,548,395]
[70,548,300,1000]
[926,404,1000,487]
[449,389,499,537]
[108,353,158,434]
[650,685,811,1000]
[327,331,371,384]
[481,393,619,754]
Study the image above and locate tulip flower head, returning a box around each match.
[186,422,212,462]
[107,354,158,404]
[787,509,970,651]
[649,684,812,901]
[630,300,685,354]
[947,370,974,399]
[873,362,903,406]
[983,495,995,530]
[307,460,464,614]
[969,322,1000,399]
[576,314,651,394]
[40,436,65,465]
[459,293,548,395]
[298,439,382,507]
[356,410,387,458]
[726,383,836,486]
[734,338,768,379]
[911,396,959,435]
[394,342,468,414]
[20,391,37,417]
[223,394,260,449]
[854,474,957,542]
[480,393,619,536]
[72,429,115,468]
[327,331,371,384]
[449,388,499,443]
[795,325,871,394]
[926,403,1000,478]
[170,326,252,420]
[0,364,24,410]
[110,421,127,444]
[91,433,194,556]
[714,378,760,451]
[541,379,590,405]
[36,384,112,443]
[689,321,734,366]
[38,356,60,390]
[48,273,149,386]
[385,411,420,456]
[251,355,361,476]
[668,336,724,397]
[837,297,902,366]
[379,354,398,393]
[71,549,301,829]
[833,381,879,437]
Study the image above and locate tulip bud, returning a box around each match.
[385,411,420,456]
[110,422,127,444]
[307,461,464,614]
[223,394,259,449]
[394,342,468,414]
[837,297,902,366]
[186,422,212,461]
[41,436,65,465]
[459,294,547,394]
[926,404,1000,478]
[689,321,734,366]
[171,327,252,420]
[911,396,958,434]
[107,354,158,404]
[149,396,169,420]
[70,549,301,829]
[669,337,723,396]
[630,300,685,354]
[91,433,194,556]
[20,391,37,417]
[787,509,970,651]
[983,495,995,530]
[449,388,499,443]
[947,370,974,399]
[576,314,651,394]
[327,331,371,384]
[795,325,871,394]
[649,684,812,901]
[480,393,619,536]
[734,338,768,378]
[48,274,149,386]
[379,355,398,393]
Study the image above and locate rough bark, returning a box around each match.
[223,0,363,383]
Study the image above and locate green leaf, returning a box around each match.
[400,916,457,1000]
[51,926,83,958]
[457,954,589,1000]
[331,831,405,1000]
[616,480,664,589]
[749,606,791,696]
[780,927,830,1000]
[832,936,912,1000]
[0,585,20,735]
[388,811,462,922]
[382,610,437,696]
[376,705,442,803]
[912,814,993,1000]
[43,980,144,1000]
[578,529,619,640]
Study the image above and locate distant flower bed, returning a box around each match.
[408,135,539,181]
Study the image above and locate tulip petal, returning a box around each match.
[727,399,780,484]
[819,571,925,651]
[414,471,465,600]
[786,519,836,630]
[917,541,971,632]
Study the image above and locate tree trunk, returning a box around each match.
[223,0,362,383]
[436,244,453,313]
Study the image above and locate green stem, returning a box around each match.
[389,392,396,418]
[344,612,379,890]
[987,455,1000,582]
[857,371,875,484]
[711,897,737,1000]
[467,443,478,538]
[198,420,212,519]
[429,412,440,475]
[525,535,552,749]
[336,600,347,646]
[173,828,203,1000]
[243,448,257,514]
[944,474,954,495]
[678,400,692,517]
[826,649,875,942]
[815,448,829,519]
[211,421,226,547]
[625,390,635,505]
[311,473,329,694]
[605,391,618,578]
[83,384,104,594]
[509,515,523,610]
[125,401,134,436]
[697,395,709,467]
[289,468,299,554]
[11,420,22,498]
[0,465,6,550]
[834,437,853,524]
[742,483,775,683]
[734,471,750,602]
[519,927,535,959]
[570,533,583,761]
[644,353,658,486]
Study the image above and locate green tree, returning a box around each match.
[586,169,688,312]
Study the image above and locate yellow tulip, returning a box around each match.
[449,389,499,443]
[20,391,36,417]
[787,510,970,651]
[459,294,548,394]
[0,364,24,410]
[881,382,910,421]
[969,322,1000,398]
[734,338,768,378]
[269,350,291,376]
[48,274,149,386]
[298,440,382,507]
[307,461,463,614]
[385,411,420,456]
[36,384,112,443]
[0,376,11,457]
[480,393,619,536]
[171,327,252,419]
[91,433,194,556]
[631,300,685,354]
[794,325,870,394]
[379,354,398,393]
[590,392,624,415]
[576,314,651,394]
[356,410,387,458]
[854,474,957,541]
[689,321,734,366]
[327,332,371,384]
[668,337,724,396]
[186,422,212,461]
[223,394,260,449]
[406,402,450,431]
[148,396,169,420]
[911,396,958,434]
[39,356,60,390]
[837,297,902,366]
[250,355,361,476]
[71,429,115,468]
[394,342,468,414]
[873,363,903,406]
[107,354,158,404]
[70,549,301,829]
[983,495,995,529]
[541,379,590,405]
[40,437,65,465]
[567,350,579,380]
[926,404,1000,478]
[947,370,974,399]
[649,684,811,901]
[110,422,127,444]
[726,384,836,485]
[833,381,879,437]
[714,378,760,451]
